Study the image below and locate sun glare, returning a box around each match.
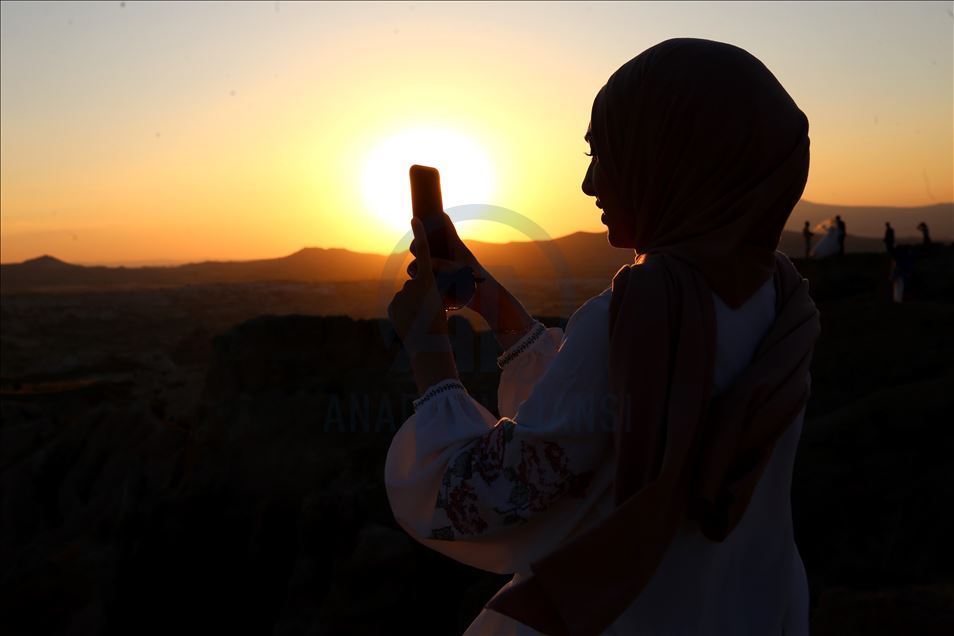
[360,127,496,232]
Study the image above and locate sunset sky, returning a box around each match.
[1,1,952,264]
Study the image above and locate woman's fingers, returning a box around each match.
[410,218,432,276]
[408,215,483,284]
[407,257,461,279]
[443,212,462,241]
[387,220,452,347]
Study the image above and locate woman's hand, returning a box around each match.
[388,218,460,394]
[406,211,486,284]
[406,212,536,350]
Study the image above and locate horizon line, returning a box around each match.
[3,199,952,267]
[3,232,949,269]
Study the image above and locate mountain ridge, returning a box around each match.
[1,229,924,294]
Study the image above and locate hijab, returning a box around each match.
[484,38,820,635]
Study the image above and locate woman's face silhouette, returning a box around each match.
[581,122,635,249]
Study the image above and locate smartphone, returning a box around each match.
[409,165,452,260]
[408,164,477,310]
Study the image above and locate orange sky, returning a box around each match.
[1,1,952,265]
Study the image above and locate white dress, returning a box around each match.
[385,278,810,635]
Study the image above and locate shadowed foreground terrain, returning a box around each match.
[2,247,953,635]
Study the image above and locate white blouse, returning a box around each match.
[385,279,810,635]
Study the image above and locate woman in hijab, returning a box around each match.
[386,38,820,636]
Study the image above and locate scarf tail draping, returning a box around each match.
[484,253,819,636]
[486,37,819,636]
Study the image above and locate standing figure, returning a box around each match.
[802,221,814,258]
[883,222,895,255]
[835,215,846,256]
[387,38,818,636]
[917,222,931,246]
[890,245,915,303]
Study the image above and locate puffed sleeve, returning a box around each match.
[384,288,617,575]
[496,321,564,419]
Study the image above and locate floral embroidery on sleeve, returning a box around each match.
[430,419,595,540]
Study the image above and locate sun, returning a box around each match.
[360,126,496,232]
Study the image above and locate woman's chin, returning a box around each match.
[606,230,635,250]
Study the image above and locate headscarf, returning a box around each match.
[484,38,820,635]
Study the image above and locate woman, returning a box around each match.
[386,38,819,636]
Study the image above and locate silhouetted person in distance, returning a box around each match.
[802,220,814,258]
[917,221,931,246]
[889,244,915,303]
[835,214,846,256]
[883,222,895,255]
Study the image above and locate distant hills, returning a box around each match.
[3,200,950,293]
[1,226,932,294]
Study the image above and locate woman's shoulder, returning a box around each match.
[525,285,613,402]
[564,285,613,339]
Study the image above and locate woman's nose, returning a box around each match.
[581,161,596,197]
